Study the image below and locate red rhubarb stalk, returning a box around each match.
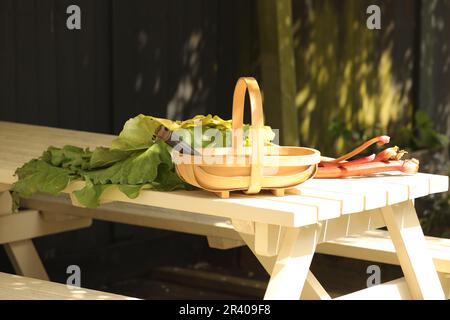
[316,159,419,178]
[320,154,376,167]
[325,135,390,164]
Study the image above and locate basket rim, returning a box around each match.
[172,146,321,167]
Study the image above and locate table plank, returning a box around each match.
[257,194,342,220]
[287,187,365,215]
[0,121,114,171]
[298,178,389,210]
[90,183,319,227]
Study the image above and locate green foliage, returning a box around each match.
[419,192,450,238]
[328,111,449,153]
[327,118,385,155]
[397,111,449,151]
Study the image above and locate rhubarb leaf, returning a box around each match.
[89,147,134,169]
[13,160,73,197]
[73,178,113,208]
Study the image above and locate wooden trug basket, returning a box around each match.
[174,77,320,198]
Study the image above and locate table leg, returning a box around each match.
[0,192,48,280]
[381,200,445,300]
[0,191,12,215]
[0,192,90,282]
[233,222,329,300]
[264,225,321,300]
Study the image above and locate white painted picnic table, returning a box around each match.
[0,121,448,299]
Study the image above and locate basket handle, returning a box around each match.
[232,77,264,194]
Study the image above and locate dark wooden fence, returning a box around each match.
[2,1,449,150]
[0,0,259,135]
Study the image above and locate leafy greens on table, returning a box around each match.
[12,114,275,208]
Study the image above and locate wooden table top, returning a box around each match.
[0,121,448,227]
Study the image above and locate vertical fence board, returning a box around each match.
[111,0,136,133]
[216,0,237,120]
[54,0,80,130]
[181,0,207,118]
[134,1,169,121]
[76,0,96,132]
[165,0,187,120]
[93,0,113,134]
[35,0,58,127]
[419,0,450,138]
[14,0,39,124]
[203,0,219,116]
[0,0,17,121]
[257,0,298,145]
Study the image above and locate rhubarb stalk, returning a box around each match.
[316,159,419,178]
[320,154,376,167]
[324,135,390,164]
[317,135,419,178]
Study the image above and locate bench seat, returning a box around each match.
[0,272,138,300]
[316,229,450,298]
[316,229,450,273]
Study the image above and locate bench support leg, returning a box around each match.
[300,270,331,300]
[381,200,445,300]
[438,272,450,299]
[4,239,49,281]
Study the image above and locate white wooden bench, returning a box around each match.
[316,230,450,299]
[1,121,449,300]
[0,272,137,300]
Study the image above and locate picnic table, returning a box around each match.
[0,121,449,300]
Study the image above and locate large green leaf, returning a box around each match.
[13,160,73,197]
[89,147,134,169]
[111,114,175,151]
[42,145,91,170]
[73,178,113,208]
[83,140,170,185]
[111,114,276,151]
